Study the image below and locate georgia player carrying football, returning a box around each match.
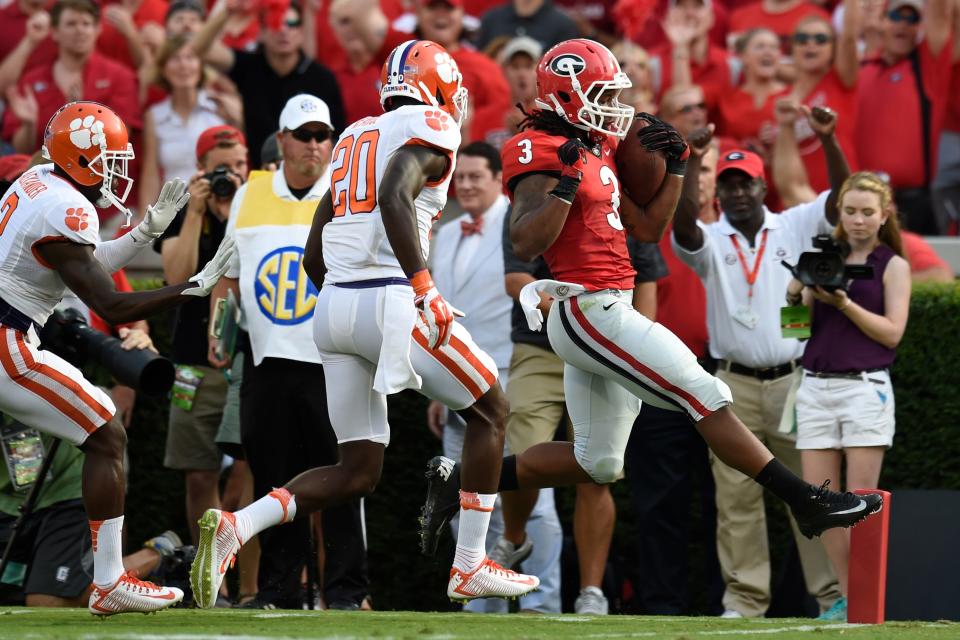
[189,40,539,608]
[420,39,882,554]
[0,101,234,615]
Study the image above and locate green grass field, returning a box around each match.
[1,608,957,640]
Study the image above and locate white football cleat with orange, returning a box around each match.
[88,571,183,616]
[190,509,241,609]
[447,557,540,601]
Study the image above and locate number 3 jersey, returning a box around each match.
[321,104,461,284]
[501,130,636,291]
[0,164,101,326]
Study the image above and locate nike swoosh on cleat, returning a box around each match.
[145,592,178,600]
[602,303,616,311]
[219,553,232,575]
[831,500,867,516]
[506,576,538,586]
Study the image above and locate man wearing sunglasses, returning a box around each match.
[856,0,955,234]
[191,0,346,167]
[206,94,369,610]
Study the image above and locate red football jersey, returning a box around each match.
[501,129,636,291]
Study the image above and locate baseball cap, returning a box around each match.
[195,125,246,160]
[717,149,765,180]
[260,132,282,167]
[886,0,923,12]
[165,0,205,22]
[279,94,333,132]
[499,36,542,65]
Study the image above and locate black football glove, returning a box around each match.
[635,112,691,176]
[550,138,589,204]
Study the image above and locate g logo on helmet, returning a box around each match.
[549,53,586,77]
[255,246,319,325]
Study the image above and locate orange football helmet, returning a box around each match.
[380,40,468,123]
[42,101,135,213]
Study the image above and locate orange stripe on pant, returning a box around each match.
[448,334,497,387]
[14,330,113,424]
[411,328,484,400]
[0,328,102,434]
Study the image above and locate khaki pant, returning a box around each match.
[505,342,568,455]
[712,368,840,617]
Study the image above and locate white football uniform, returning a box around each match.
[0,164,115,445]
[314,105,497,445]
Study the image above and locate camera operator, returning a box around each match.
[786,171,911,621]
[154,125,249,549]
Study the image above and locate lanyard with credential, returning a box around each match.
[729,228,769,308]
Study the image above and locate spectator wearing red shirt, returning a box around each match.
[901,230,954,281]
[717,28,784,161]
[784,3,860,193]
[96,0,168,70]
[411,0,511,145]
[932,53,960,234]
[652,0,734,113]
[729,0,830,53]
[0,0,56,94]
[3,0,141,155]
[856,0,954,234]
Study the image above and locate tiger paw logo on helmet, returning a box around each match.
[64,207,90,232]
[68,115,105,151]
[424,110,450,132]
[433,52,456,83]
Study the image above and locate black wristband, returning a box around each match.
[549,174,581,204]
[666,157,687,176]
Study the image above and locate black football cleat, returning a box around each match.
[792,480,884,539]
[418,456,461,556]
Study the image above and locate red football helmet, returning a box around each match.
[42,101,135,213]
[535,39,634,138]
[380,40,468,123]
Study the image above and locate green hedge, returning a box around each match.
[121,281,960,612]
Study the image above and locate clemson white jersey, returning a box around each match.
[321,104,460,284]
[0,164,101,326]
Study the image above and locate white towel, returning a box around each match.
[373,284,422,395]
[518,279,587,331]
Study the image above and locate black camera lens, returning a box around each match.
[205,167,237,199]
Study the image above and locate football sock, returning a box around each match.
[453,491,496,573]
[498,455,519,492]
[755,458,811,507]
[90,516,125,588]
[234,487,297,543]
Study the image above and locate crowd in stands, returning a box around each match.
[0,0,956,619]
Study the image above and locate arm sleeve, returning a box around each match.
[671,221,714,279]
[627,237,669,283]
[93,229,155,273]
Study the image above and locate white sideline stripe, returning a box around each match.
[582,624,870,638]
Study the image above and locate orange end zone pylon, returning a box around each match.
[847,489,891,624]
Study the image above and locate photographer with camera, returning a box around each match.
[672,105,851,619]
[154,125,249,551]
[786,171,911,621]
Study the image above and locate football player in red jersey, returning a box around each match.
[420,39,882,559]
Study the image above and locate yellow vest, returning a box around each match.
[234,170,324,365]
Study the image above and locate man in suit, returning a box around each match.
[425,142,563,614]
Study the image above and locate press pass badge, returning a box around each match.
[1,422,47,491]
[781,305,811,339]
[171,365,205,412]
[733,306,759,329]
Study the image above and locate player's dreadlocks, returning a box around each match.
[517,104,585,140]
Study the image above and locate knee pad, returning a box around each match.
[580,455,624,484]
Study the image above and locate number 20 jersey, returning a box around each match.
[321,104,461,284]
[501,130,636,291]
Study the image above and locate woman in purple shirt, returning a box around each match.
[788,172,912,621]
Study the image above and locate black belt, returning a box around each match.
[0,295,38,334]
[720,359,800,381]
[804,368,887,380]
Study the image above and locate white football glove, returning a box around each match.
[135,178,190,240]
[412,270,463,349]
[182,235,236,297]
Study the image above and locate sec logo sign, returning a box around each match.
[255,246,318,325]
